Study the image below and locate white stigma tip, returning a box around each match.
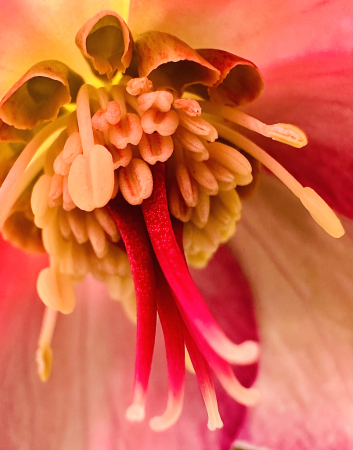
[36,346,53,382]
[267,123,308,148]
[126,404,145,422]
[243,387,261,407]
[231,340,259,365]
[207,416,224,431]
[300,187,345,238]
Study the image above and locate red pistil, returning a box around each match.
[141,162,258,366]
[108,197,157,422]
[150,265,185,431]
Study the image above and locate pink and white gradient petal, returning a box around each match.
[0,236,258,450]
[245,51,353,219]
[229,173,352,450]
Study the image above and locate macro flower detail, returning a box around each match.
[0,7,345,436]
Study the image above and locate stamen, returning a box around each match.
[119,158,153,205]
[111,85,127,117]
[201,102,308,148]
[186,159,219,196]
[138,133,174,164]
[138,91,174,114]
[174,126,207,155]
[142,162,259,365]
[191,188,210,228]
[178,112,218,141]
[108,113,143,148]
[108,198,157,423]
[168,181,192,223]
[48,174,64,207]
[0,114,70,228]
[61,132,83,165]
[76,84,95,155]
[67,208,88,244]
[36,306,58,382]
[68,143,114,211]
[93,207,120,242]
[212,122,344,238]
[36,265,76,314]
[126,77,153,96]
[175,160,199,207]
[173,99,201,117]
[300,187,345,238]
[86,212,108,258]
[141,109,179,136]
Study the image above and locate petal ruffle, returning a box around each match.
[0,0,130,99]
[0,236,258,450]
[229,173,352,450]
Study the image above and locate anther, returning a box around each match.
[174,126,208,156]
[138,133,174,164]
[119,158,153,205]
[37,266,76,314]
[36,307,58,382]
[186,159,219,196]
[86,212,108,258]
[178,111,218,141]
[126,77,153,96]
[141,109,179,136]
[108,113,143,148]
[173,99,201,116]
[201,102,307,148]
[138,91,174,113]
[91,101,121,132]
[300,187,345,238]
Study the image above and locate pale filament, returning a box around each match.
[0,114,70,228]
[211,121,344,238]
[96,86,109,110]
[111,85,127,117]
[36,306,58,382]
[201,102,308,148]
[76,84,96,155]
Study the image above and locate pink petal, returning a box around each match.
[229,173,352,450]
[128,0,351,65]
[0,237,258,449]
[245,50,353,218]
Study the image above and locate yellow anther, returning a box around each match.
[68,144,115,211]
[37,267,76,314]
[36,346,53,382]
[300,187,345,238]
[266,123,308,148]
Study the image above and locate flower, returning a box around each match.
[0,1,351,450]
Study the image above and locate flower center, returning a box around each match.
[0,10,345,433]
